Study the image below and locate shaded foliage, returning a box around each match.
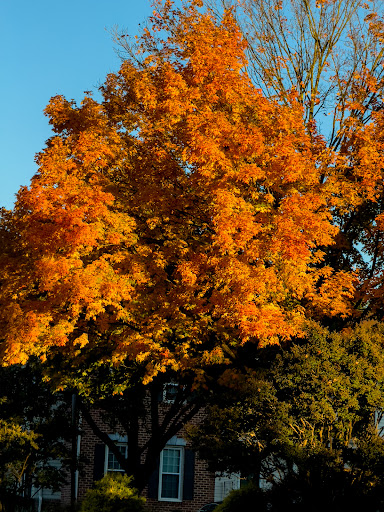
[189,322,384,510]
[0,362,72,512]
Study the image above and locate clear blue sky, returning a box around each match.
[0,0,155,210]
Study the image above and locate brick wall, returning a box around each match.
[145,455,215,512]
[61,404,216,512]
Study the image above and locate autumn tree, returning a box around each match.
[0,0,355,373]
[0,0,379,492]
[206,0,384,323]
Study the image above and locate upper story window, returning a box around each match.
[159,446,184,501]
[163,382,179,404]
[105,443,127,473]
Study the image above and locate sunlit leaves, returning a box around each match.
[0,1,360,380]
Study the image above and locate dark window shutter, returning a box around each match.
[183,449,195,500]
[93,444,105,481]
[147,458,160,498]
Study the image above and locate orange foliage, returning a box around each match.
[0,1,360,380]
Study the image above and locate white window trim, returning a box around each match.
[158,445,184,502]
[104,442,128,474]
[214,472,241,502]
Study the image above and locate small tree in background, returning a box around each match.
[189,322,384,511]
[0,363,72,512]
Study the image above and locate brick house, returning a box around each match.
[55,384,240,512]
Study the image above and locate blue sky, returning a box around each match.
[0,0,154,210]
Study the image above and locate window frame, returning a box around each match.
[158,445,184,502]
[104,442,128,474]
[162,382,179,404]
[214,472,241,502]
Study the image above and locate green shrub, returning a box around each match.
[80,473,146,512]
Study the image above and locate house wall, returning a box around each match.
[145,454,215,512]
[60,407,216,512]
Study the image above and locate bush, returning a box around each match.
[80,473,146,512]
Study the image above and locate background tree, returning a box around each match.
[0,362,72,512]
[210,0,384,143]
[205,0,384,323]
[189,321,384,511]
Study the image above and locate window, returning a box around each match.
[105,443,127,473]
[162,382,179,404]
[214,473,240,502]
[159,446,184,501]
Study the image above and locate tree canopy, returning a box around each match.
[189,321,384,511]
[0,362,72,512]
[2,0,384,500]
[0,0,369,384]
[209,0,384,320]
